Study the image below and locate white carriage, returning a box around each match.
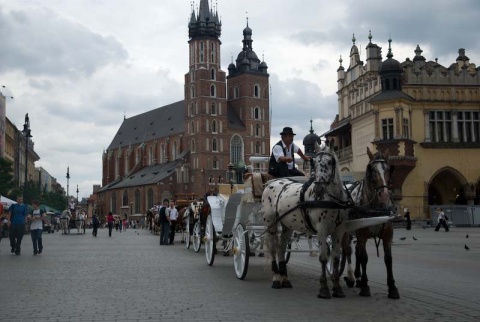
[197,156,397,281]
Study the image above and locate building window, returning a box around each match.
[255,124,260,136]
[212,120,217,133]
[458,111,480,143]
[172,141,177,160]
[429,111,452,142]
[191,121,195,134]
[212,138,218,152]
[254,107,260,120]
[255,141,261,154]
[190,68,194,82]
[211,102,216,115]
[191,85,195,98]
[234,86,239,98]
[191,138,196,153]
[111,192,117,214]
[200,41,204,63]
[210,84,216,97]
[230,135,243,165]
[403,118,409,138]
[254,84,260,98]
[122,190,128,207]
[135,189,140,214]
[382,118,394,140]
[147,188,154,209]
[213,157,218,169]
[210,42,214,62]
[211,68,215,80]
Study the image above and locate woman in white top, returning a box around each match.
[29,201,45,255]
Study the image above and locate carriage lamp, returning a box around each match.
[22,113,32,203]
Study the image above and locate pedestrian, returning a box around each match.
[404,209,412,230]
[1,203,8,245]
[8,195,28,255]
[92,214,99,237]
[159,199,171,245]
[269,127,311,177]
[168,200,179,245]
[107,212,114,237]
[29,200,45,255]
[434,208,449,232]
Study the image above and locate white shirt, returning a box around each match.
[272,141,300,170]
[168,207,179,221]
[30,209,44,230]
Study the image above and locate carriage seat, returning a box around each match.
[246,173,309,198]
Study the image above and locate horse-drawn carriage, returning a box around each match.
[188,144,400,298]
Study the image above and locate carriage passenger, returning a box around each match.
[269,127,311,178]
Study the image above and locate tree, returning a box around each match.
[0,157,15,197]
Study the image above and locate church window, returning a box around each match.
[230,135,243,165]
[255,124,260,136]
[210,84,216,97]
[191,85,195,98]
[234,86,239,98]
[200,42,204,63]
[172,141,177,160]
[111,192,117,214]
[212,120,217,133]
[255,141,261,154]
[211,102,217,115]
[135,190,140,214]
[212,138,218,152]
[254,84,260,98]
[211,68,215,80]
[122,190,128,207]
[213,157,218,169]
[147,188,154,209]
[254,107,261,120]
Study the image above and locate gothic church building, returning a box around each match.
[97,1,270,217]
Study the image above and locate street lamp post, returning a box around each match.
[66,167,70,210]
[22,113,32,203]
[76,184,79,209]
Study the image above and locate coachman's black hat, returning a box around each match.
[280,127,296,136]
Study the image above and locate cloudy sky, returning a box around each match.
[1,0,479,199]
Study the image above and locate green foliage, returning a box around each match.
[0,157,15,197]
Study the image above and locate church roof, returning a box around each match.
[107,101,184,150]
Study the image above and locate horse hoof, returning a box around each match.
[281,280,292,288]
[332,288,345,298]
[344,277,355,288]
[388,288,400,299]
[359,287,371,297]
[272,281,282,289]
[317,288,331,299]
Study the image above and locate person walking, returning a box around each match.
[269,127,311,177]
[29,201,45,255]
[107,212,114,237]
[92,214,100,237]
[159,199,171,245]
[434,208,449,232]
[404,209,412,230]
[168,200,179,245]
[8,196,28,255]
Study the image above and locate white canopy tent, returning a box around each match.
[1,195,17,210]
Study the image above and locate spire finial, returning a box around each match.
[262,51,265,62]
[387,36,393,59]
[309,119,314,134]
[339,55,343,66]
[246,12,249,27]
[124,111,126,120]
[352,33,356,45]
[368,30,372,43]
[231,53,233,64]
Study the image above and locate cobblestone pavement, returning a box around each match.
[0,225,479,322]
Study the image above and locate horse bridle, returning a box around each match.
[367,158,392,192]
[311,151,337,185]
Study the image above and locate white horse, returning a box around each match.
[262,144,349,298]
[60,210,70,235]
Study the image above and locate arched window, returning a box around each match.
[254,84,260,98]
[160,144,165,163]
[234,86,239,98]
[200,41,204,62]
[211,68,215,80]
[191,138,196,153]
[135,189,140,214]
[191,121,195,134]
[212,120,217,133]
[191,85,195,98]
[213,157,218,169]
[255,141,261,154]
[190,68,194,82]
[111,192,117,214]
[254,107,260,120]
[230,135,243,165]
[255,124,260,136]
[122,190,128,206]
[210,42,215,62]
[172,141,177,160]
[212,138,218,152]
[211,102,216,115]
[147,188,154,209]
[210,84,216,97]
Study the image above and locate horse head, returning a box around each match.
[366,147,394,207]
[312,143,337,186]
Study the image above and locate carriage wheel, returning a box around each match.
[205,215,216,266]
[186,224,191,249]
[326,235,347,277]
[233,223,250,280]
[193,221,201,253]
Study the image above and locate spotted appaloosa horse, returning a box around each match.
[343,147,399,299]
[262,144,350,298]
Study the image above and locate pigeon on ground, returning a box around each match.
[413,236,417,241]
[466,234,469,238]
[399,237,406,240]
[465,244,470,250]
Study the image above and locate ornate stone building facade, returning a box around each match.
[324,32,480,218]
[97,0,270,217]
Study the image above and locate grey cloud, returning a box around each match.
[0,7,128,78]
